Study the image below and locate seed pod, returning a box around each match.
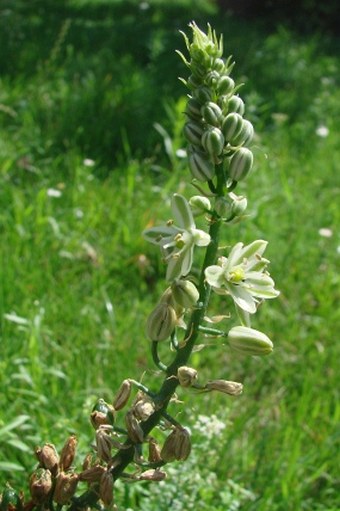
[216,75,235,96]
[228,326,273,356]
[53,472,79,505]
[228,95,245,115]
[228,147,254,181]
[59,435,77,472]
[201,127,224,158]
[206,379,243,395]
[171,279,199,309]
[113,379,132,411]
[146,302,177,342]
[29,469,52,505]
[221,113,243,142]
[201,101,223,127]
[133,396,155,422]
[35,444,59,474]
[79,465,106,483]
[177,366,198,387]
[173,428,192,461]
[99,471,114,507]
[95,428,112,462]
[188,150,215,182]
[183,121,204,147]
[125,410,144,443]
[160,430,177,462]
[186,98,202,120]
[230,119,254,146]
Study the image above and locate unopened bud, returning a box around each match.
[231,119,254,146]
[53,472,78,505]
[188,150,215,182]
[189,195,211,216]
[228,147,253,181]
[186,98,203,121]
[146,302,177,342]
[148,438,162,463]
[99,471,114,507]
[59,435,77,471]
[228,95,245,115]
[201,101,222,127]
[35,444,59,474]
[30,469,52,504]
[171,279,199,309]
[206,379,243,395]
[139,469,167,481]
[95,428,112,462]
[193,86,212,104]
[113,379,132,411]
[230,193,247,217]
[125,410,144,444]
[228,326,273,356]
[177,366,198,387]
[222,112,243,142]
[183,121,204,147]
[201,127,224,158]
[216,75,235,96]
[205,70,220,88]
[79,465,106,483]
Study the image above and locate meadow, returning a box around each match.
[0,1,340,509]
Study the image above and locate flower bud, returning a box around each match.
[216,75,235,96]
[99,471,114,507]
[228,147,254,181]
[186,98,202,120]
[188,150,215,182]
[187,73,203,90]
[193,86,212,104]
[30,469,52,504]
[228,326,274,356]
[206,379,243,395]
[205,70,220,88]
[212,57,225,73]
[231,119,254,146]
[183,121,204,147]
[79,465,106,483]
[35,444,59,474]
[53,472,79,505]
[177,366,198,387]
[146,302,177,342]
[113,379,132,411]
[125,410,144,443]
[91,399,115,429]
[189,195,211,216]
[228,95,245,115]
[201,127,224,158]
[221,112,243,142]
[59,435,77,472]
[214,196,232,218]
[230,193,248,217]
[171,279,199,309]
[201,101,223,127]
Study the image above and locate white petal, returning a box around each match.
[226,242,244,268]
[205,265,224,286]
[227,284,257,314]
[241,240,268,260]
[172,193,195,230]
[192,228,211,247]
[143,226,177,244]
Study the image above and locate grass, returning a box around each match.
[1,1,340,509]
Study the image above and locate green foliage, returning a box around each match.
[1,3,340,510]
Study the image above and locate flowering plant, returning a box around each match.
[0,22,279,510]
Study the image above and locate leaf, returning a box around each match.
[0,462,25,472]
[0,415,30,438]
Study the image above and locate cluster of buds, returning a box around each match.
[180,22,254,183]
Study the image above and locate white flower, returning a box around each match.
[143,194,210,281]
[205,240,279,313]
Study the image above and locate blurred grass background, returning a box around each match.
[0,0,339,509]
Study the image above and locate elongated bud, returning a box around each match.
[228,147,253,181]
[231,119,254,146]
[189,195,211,216]
[228,95,245,115]
[139,469,167,481]
[183,121,204,147]
[29,469,52,505]
[216,75,235,96]
[228,326,273,356]
[206,379,243,395]
[146,302,177,342]
[188,150,215,181]
[171,279,199,309]
[201,127,224,158]
[35,444,59,474]
[99,471,114,507]
[95,428,112,462]
[177,366,198,387]
[201,101,223,127]
[59,435,77,471]
[221,112,243,141]
[79,464,106,483]
[148,438,162,463]
[53,472,79,505]
[113,379,132,411]
[125,410,144,443]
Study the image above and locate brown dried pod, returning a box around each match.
[95,428,113,463]
[99,470,114,507]
[113,379,132,411]
[177,366,198,387]
[79,465,106,483]
[59,435,77,471]
[148,438,162,463]
[35,444,59,474]
[139,469,167,481]
[53,472,79,505]
[29,469,52,504]
[125,410,144,444]
[133,395,155,422]
[205,379,243,396]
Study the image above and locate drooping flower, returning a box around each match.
[205,240,279,314]
[143,194,210,281]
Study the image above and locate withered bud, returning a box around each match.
[99,470,114,507]
[125,410,144,444]
[177,366,198,387]
[160,430,177,462]
[91,411,111,429]
[59,435,77,471]
[133,395,155,422]
[96,427,113,463]
[206,379,243,396]
[79,465,106,483]
[82,453,92,471]
[148,438,162,463]
[53,472,79,505]
[139,469,167,482]
[161,427,191,462]
[35,443,59,473]
[113,379,132,411]
[29,469,52,504]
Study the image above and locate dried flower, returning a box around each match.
[53,472,79,505]
[206,379,243,395]
[139,469,167,481]
[96,427,113,463]
[35,444,59,474]
[113,379,132,411]
[29,469,52,504]
[177,366,198,387]
[59,435,77,471]
[99,470,114,507]
[125,410,144,444]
